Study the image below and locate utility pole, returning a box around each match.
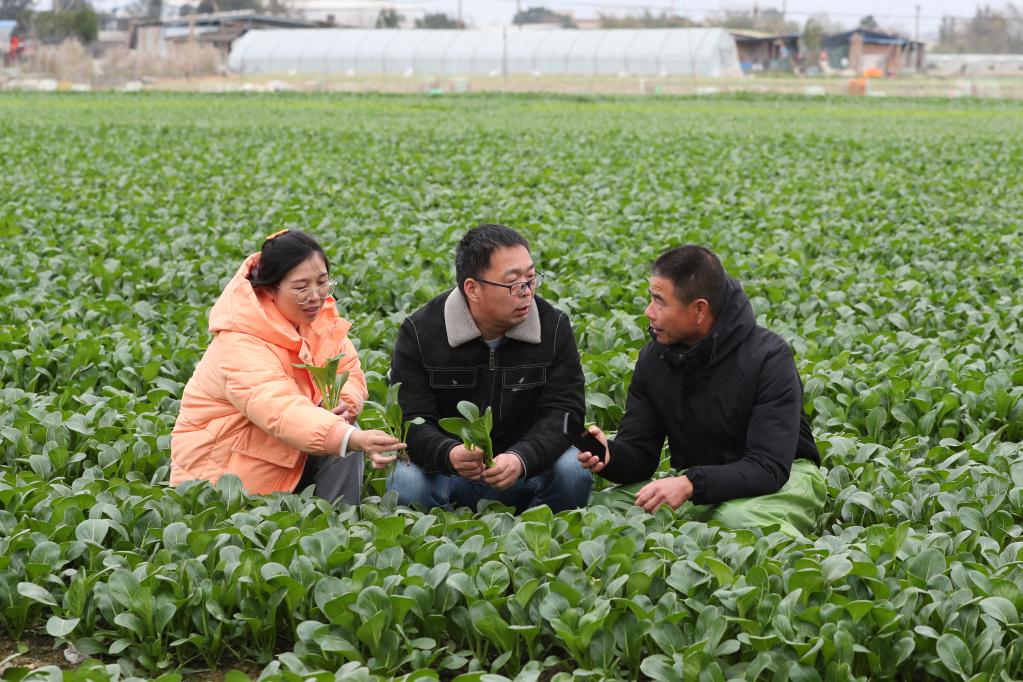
[458,0,462,27]
[914,4,920,42]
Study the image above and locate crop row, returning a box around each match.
[1,93,1022,680]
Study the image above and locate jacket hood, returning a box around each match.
[656,277,756,370]
[208,253,351,352]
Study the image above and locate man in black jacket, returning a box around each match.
[578,245,825,536]
[387,224,591,513]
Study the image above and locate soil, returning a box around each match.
[0,636,263,681]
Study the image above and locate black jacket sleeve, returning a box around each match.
[599,350,666,485]
[506,312,586,476]
[685,346,800,504]
[391,317,460,474]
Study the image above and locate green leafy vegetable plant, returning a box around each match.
[293,353,349,411]
[359,383,423,463]
[439,401,494,467]
[8,92,1023,681]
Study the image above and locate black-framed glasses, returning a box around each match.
[475,272,545,296]
[277,280,337,305]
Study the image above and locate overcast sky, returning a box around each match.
[411,0,997,38]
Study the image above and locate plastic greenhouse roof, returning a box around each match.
[228,27,743,77]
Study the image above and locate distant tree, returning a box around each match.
[30,6,99,43]
[125,0,161,20]
[599,10,694,28]
[716,8,754,29]
[197,0,262,13]
[937,16,960,49]
[933,3,1023,53]
[712,7,798,34]
[375,8,401,28]
[757,8,796,32]
[802,16,826,63]
[264,0,290,16]
[415,12,462,29]
[51,0,86,11]
[513,6,574,28]
[858,14,879,30]
[0,0,32,24]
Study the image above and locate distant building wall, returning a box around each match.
[925,53,1023,75]
[824,29,924,75]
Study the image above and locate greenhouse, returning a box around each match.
[227,28,742,77]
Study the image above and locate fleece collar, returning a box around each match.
[443,288,541,347]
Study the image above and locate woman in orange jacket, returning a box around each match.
[170,230,404,501]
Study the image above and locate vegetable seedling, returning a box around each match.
[293,352,350,412]
[439,401,495,467]
[360,382,424,463]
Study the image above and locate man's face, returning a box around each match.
[645,275,708,346]
[467,245,536,333]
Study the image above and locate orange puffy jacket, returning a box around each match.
[170,253,368,493]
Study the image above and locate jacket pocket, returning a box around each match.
[429,368,478,389]
[230,424,302,471]
[502,365,546,391]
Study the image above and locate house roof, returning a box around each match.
[823,28,924,48]
[133,10,317,29]
[729,29,799,40]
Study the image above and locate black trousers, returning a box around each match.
[294,452,364,504]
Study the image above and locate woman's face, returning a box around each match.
[270,253,330,327]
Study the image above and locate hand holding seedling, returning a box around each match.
[449,444,486,479]
[577,425,610,473]
[440,401,495,468]
[293,352,349,411]
[331,402,357,424]
[481,453,523,490]
[348,429,406,459]
[359,383,423,464]
[367,451,398,470]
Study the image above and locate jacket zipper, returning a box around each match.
[488,346,499,421]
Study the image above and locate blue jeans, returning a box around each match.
[386,447,592,514]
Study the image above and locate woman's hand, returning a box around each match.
[349,429,406,458]
[368,452,398,470]
[331,402,357,424]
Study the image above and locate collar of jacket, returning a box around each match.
[656,331,713,369]
[443,288,542,347]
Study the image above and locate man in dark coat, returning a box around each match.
[578,245,825,536]
[387,224,591,513]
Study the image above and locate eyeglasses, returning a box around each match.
[277,280,337,305]
[475,272,544,296]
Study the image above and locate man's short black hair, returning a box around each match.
[651,245,728,314]
[455,224,530,295]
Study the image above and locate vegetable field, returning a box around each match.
[1,92,1023,681]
